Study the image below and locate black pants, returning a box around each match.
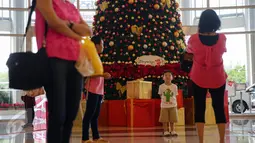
[82,92,103,141]
[25,107,34,124]
[192,82,226,124]
[45,58,82,143]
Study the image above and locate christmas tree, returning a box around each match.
[93,0,189,100]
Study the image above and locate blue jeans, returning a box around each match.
[82,92,103,141]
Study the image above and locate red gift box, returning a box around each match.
[177,90,183,108]
[108,100,127,126]
[34,95,48,130]
[126,99,155,127]
[154,99,162,126]
[98,100,109,126]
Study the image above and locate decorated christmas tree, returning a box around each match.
[93,0,189,100]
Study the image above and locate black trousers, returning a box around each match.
[82,92,103,141]
[45,58,82,143]
[25,107,35,124]
[192,81,226,124]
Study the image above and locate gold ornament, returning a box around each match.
[161,0,171,8]
[154,4,160,10]
[174,31,179,37]
[100,16,105,22]
[128,45,134,51]
[128,0,134,4]
[99,1,109,11]
[131,25,143,36]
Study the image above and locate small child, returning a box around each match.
[82,35,111,143]
[158,70,178,136]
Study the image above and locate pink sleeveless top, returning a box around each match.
[35,0,81,61]
[186,33,228,88]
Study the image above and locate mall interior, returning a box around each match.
[1,0,255,143]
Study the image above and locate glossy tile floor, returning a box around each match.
[1,118,255,143]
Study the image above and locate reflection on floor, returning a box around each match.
[1,118,255,143]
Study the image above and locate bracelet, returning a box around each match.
[68,21,74,29]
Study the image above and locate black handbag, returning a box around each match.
[6,0,48,90]
[180,52,193,73]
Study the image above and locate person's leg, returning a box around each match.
[169,107,178,135]
[91,95,103,140]
[192,82,207,143]
[45,58,69,143]
[209,85,226,143]
[31,106,35,123]
[82,92,99,141]
[27,107,34,125]
[159,108,170,136]
[62,62,83,143]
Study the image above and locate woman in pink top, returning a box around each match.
[186,9,227,143]
[36,0,91,143]
[82,35,111,143]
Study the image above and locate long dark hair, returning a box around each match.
[198,9,221,33]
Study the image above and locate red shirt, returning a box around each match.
[186,33,228,88]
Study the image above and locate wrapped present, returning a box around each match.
[73,100,86,132]
[183,97,195,125]
[127,81,152,99]
[126,99,155,127]
[34,95,48,130]
[108,100,127,126]
[154,99,162,126]
[205,98,216,125]
[177,90,183,109]
[98,100,109,126]
[176,107,185,126]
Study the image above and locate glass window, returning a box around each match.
[80,11,95,26]
[79,0,96,10]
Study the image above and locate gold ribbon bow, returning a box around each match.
[131,25,143,36]
[116,82,127,96]
[161,0,171,8]
[99,1,108,11]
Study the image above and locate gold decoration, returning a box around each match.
[131,25,143,36]
[116,82,127,95]
[99,1,108,11]
[161,0,171,8]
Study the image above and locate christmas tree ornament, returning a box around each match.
[109,41,114,46]
[99,1,109,11]
[154,4,160,10]
[148,14,153,19]
[100,16,105,22]
[174,31,179,37]
[162,41,168,47]
[170,46,175,50]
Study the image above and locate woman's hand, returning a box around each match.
[103,72,111,79]
[72,23,92,37]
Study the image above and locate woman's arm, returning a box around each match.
[71,17,92,36]
[36,0,82,40]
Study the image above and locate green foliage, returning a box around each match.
[226,65,246,83]
[0,72,10,103]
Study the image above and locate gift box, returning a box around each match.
[34,95,48,130]
[127,81,152,99]
[73,100,86,132]
[108,100,127,126]
[183,97,195,125]
[177,90,183,109]
[176,107,185,126]
[98,100,109,126]
[154,99,162,126]
[126,99,155,127]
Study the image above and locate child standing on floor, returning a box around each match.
[82,35,111,143]
[158,70,179,137]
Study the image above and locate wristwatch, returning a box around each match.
[68,21,74,29]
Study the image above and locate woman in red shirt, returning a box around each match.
[186,9,228,143]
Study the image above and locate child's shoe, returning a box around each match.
[170,131,178,136]
[163,131,171,136]
[82,140,94,143]
[94,138,109,143]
